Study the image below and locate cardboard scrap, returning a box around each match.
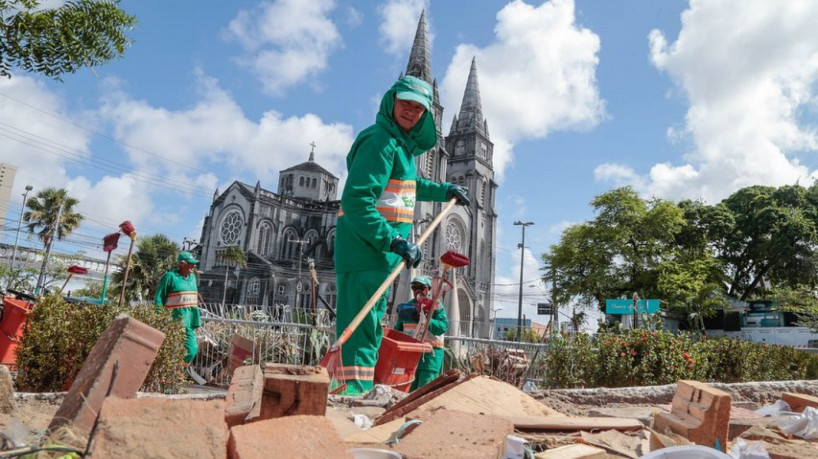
[534,443,608,459]
[579,430,650,459]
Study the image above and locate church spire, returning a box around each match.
[405,10,432,84]
[309,141,316,162]
[454,57,485,135]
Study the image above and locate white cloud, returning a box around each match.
[620,0,818,203]
[98,71,354,193]
[0,71,355,243]
[344,6,364,27]
[440,0,605,180]
[224,0,342,95]
[377,0,431,56]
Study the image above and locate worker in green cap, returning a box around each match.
[395,275,449,391]
[155,251,202,366]
[334,75,470,395]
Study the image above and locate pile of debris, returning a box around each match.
[4,314,818,458]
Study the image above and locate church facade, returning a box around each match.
[196,12,497,337]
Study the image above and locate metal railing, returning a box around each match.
[443,336,549,386]
[189,303,553,388]
[190,304,333,387]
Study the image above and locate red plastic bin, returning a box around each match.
[374,328,432,393]
[0,297,34,369]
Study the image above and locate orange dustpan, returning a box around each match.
[321,198,458,392]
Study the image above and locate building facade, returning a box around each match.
[196,12,498,337]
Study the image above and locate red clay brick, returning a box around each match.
[653,380,732,451]
[781,392,818,413]
[260,364,328,419]
[228,415,352,459]
[225,365,264,427]
[49,314,165,435]
[92,397,228,458]
[394,409,514,459]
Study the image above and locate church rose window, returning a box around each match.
[445,222,462,252]
[220,211,243,245]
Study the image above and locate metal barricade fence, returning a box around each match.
[189,304,552,388]
[443,336,549,386]
[190,304,334,387]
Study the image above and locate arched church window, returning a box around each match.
[455,140,465,156]
[282,228,299,261]
[444,221,464,252]
[299,176,304,186]
[257,222,274,256]
[220,210,243,245]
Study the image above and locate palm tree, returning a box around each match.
[23,188,83,294]
[221,246,247,305]
[112,234,178,301]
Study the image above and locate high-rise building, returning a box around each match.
[0,163,19,240]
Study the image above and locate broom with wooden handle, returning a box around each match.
[320,198,459,390]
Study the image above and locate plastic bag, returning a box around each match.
[521,380,537,393]
[777,406,818,439]
[754,399,791,417]
[728,438,770,459]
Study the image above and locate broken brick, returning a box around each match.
[260,363,328,419]
[228,415,352,459]
[781,392,818,413]
[653,380,732,451]
[225,364,263,427]
[49,314,165,436]
[92,397,228,459]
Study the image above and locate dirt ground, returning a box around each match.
[3,379,818,454]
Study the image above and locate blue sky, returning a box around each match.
[2,0,818,327]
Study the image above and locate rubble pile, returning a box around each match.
[3,316,818,457]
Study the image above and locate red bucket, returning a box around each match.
[0,297,34,369]
[374,328,432,393]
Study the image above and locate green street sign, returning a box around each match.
[605,299,660,315]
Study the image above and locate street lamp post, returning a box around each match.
[514,220,534,342]
[9,185,33,272]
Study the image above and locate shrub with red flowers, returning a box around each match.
[537,329,818,389]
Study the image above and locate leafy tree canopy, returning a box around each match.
[1,0,135,80]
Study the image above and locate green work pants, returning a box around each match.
[411,347,444,392]
[184,326,198,364]
[336,270,390,395]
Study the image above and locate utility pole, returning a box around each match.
[551,266,558,333]
[514,220,534,342]
[9,185,33,273]
[632,292,640,330]
[288,236,310,308]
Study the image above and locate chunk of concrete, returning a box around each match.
[92,397,228,459]
[49,314,165,436]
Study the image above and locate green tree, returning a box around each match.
[111,234,178,302]
[543,187,685,311]
[0,265,38,292]
[0,0,135,80]
[23,187,83,294]
[220,246,247,305]
[503,327,541,343]
[719,185,818,300]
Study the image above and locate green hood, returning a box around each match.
[375,76,437,155]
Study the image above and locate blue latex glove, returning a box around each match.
[390,236,422,268]
[446,184,471,206]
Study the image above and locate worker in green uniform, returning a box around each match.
[395,275,448,392]
[334,75,470,395]
[155,251,202,365]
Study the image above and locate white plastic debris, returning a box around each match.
[354,413,373,430]
[777,406,818,439]
[728,437,771,459]
[754,399,791,417]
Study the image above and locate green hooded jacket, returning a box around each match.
[335,76,449,273]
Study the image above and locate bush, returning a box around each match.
[15,295,188,393]
[534,329,818,389]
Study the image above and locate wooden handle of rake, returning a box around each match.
[335,198,458,346]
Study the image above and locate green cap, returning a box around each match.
[411,275,432,287]
[394,76,433,111]
[177,251,199,265]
